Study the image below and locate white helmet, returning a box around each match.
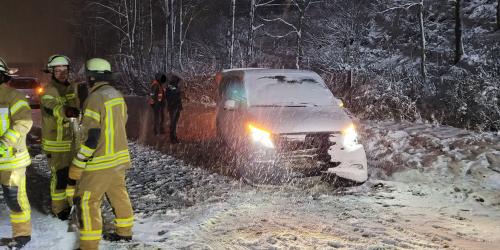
[47,54,70,68]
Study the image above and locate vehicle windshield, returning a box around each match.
[9,78,39,89]
[245,73,335,107]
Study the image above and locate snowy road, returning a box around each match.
[1,120,500,249]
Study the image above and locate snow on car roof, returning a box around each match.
[238,69,334,106]
[222,68,319,77]
[221,67,265,73]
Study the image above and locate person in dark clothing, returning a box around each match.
[149,73,167,135]
[165,73,183,143]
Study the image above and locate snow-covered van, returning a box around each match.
[215,69,368,183]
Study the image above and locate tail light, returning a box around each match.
[37,87,44,94]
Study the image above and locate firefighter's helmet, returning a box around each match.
[86,58,111,73]
[47,55,70,68]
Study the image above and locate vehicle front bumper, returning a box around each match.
[244,134,368,182]
[326,143,368,183]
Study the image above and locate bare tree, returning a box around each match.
[497,0,500,30]
[179,0,184,70]
[454,0,463,64]
[163,0,170,72]
[292,0,307,69]
[418,0,426,81]
[248,0,257,63]
[261,0,320,69]
[149,0,154,54]
[247,0,273,64]
[379,1,426,80]
[171,0,176,69]
[229,0,236,68]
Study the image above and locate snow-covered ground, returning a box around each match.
[1,121,500,249]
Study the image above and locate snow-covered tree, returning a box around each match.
[454,0,463,65]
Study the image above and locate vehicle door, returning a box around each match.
[217,77,246,143]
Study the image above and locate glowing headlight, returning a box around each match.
[338,99,344,108]
[342,124,359,148]
[247,123,274,148]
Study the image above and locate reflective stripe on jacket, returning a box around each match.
[72,82,131,171]
[0,84,33,170]
[40,80,79,153]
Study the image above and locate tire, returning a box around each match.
[321,173,365,187]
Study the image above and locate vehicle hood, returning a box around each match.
[246,105,353,134]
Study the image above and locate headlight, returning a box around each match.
[342,124,359,148]
[247,123,274,148]
[338,99,344,108]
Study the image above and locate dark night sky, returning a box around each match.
[0,0,74,70]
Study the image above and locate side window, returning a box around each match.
[223,80,246,104]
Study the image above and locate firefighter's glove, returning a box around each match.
[64,106,80,118]
[68,165,84,181]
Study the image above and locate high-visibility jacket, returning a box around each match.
[40,80,79,153]
[72,82,131,171]
[0,84,33,170]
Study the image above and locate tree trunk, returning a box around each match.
[418,1,426,81]
[248,0,256,64]
[178,0,184,71]
[454,0,463,64]
[164,0,169,72]
[497,0,500,30]
[170,0,175,70]
[295,7,304,69]
[149,0,153,54]
[229,0,236,68]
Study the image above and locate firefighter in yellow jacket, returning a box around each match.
[68,58,134,250]
[40,55,80,219]
[0,57,32,248]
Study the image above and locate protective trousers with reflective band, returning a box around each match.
[0,168,31,237]
[48,152,73,215]
[75,166,133,250]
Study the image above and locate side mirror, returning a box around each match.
[224,100,237,110]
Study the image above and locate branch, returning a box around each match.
[253,23,264,31]
[256,0,279,7]
[92,16,130,38]
[378,2,421,14]
[260,16,298,31]
[264,30,297,39]
[87,1,127,18]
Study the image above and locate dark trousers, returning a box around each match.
[152,103,165,135]
[168,108,181,141]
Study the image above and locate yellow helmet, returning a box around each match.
[86,58,111,73]
[0,57,9,74]
[47,54,70,68]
